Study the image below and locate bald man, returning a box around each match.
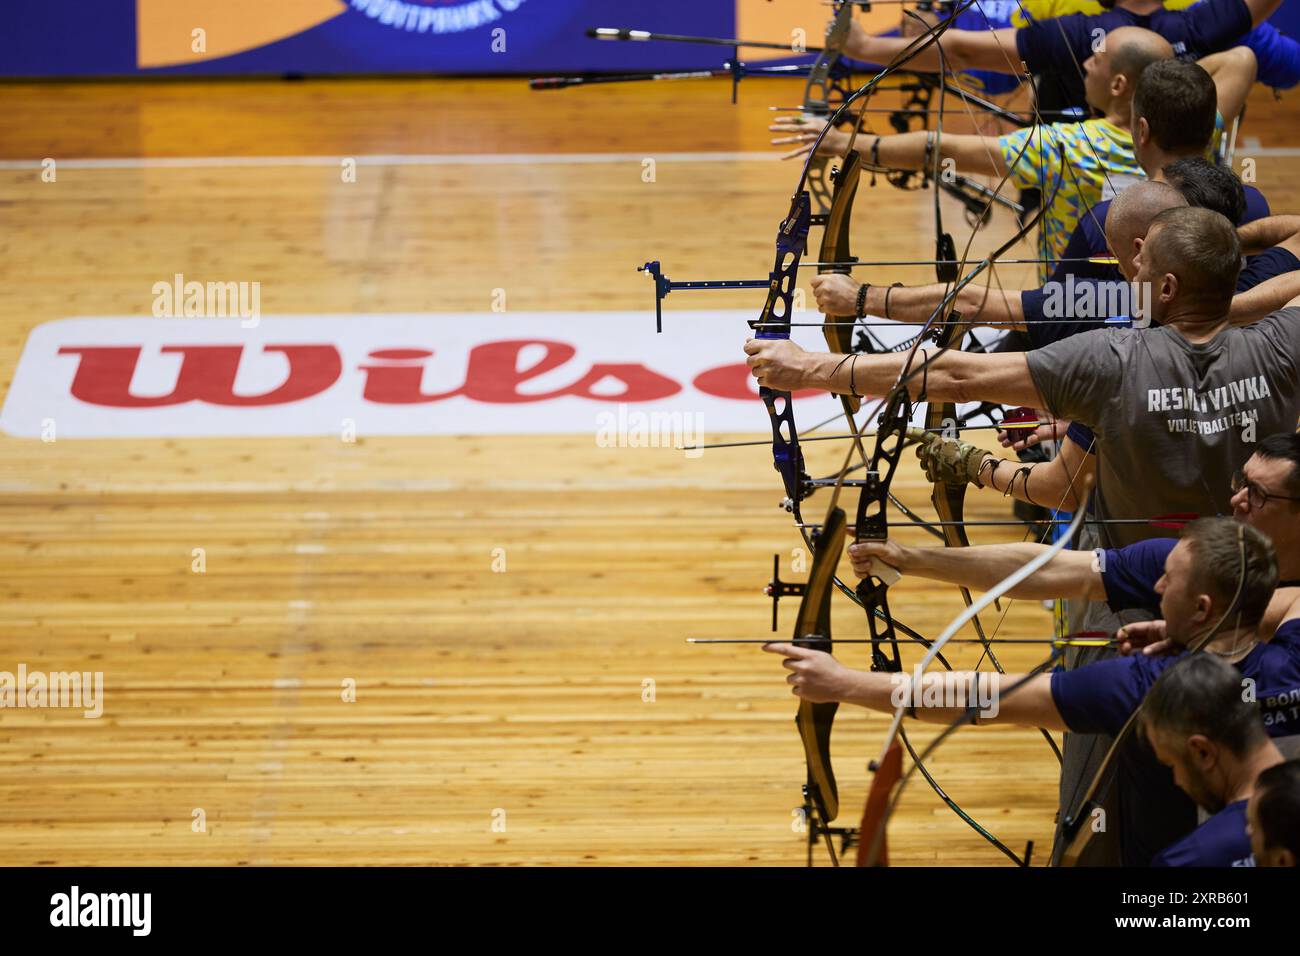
[774,28,1255,276]
[747,205,1300,549]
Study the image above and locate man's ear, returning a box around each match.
[1161,271,1180,303]
[1184,733,1218,770]
[1134,115,1150,147]
[1192,589,1214,623]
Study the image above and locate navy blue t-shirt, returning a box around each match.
[1051,622,1300,738]
[1022,279,1135,349]
[1151,800,1254,866]
[1064,420,1096,454]
[1047,187,1272,287]
[1238,245,1300,292]
[1052,538,1300,866]
[1016,0,1253,72]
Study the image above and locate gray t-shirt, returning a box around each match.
[1026,307,1300,548]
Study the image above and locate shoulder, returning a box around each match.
[1152,801,1249,867]
[1242,306,1300,338]
[1272,616,1300,644]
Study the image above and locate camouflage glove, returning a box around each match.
[906,426,994,488]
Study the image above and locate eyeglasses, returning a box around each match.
[1231,468,1300,509]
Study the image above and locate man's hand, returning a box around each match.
[997,412,1067,452]
[763,642,854,703]
[909,426,995,487]
[769,116,850,161]
[745,337,811,391]
[810,273,863,316]
[1115,620,1176,657]
[847,540,905,583]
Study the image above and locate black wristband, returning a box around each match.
[855,282,870,319]
[884,281,903,320]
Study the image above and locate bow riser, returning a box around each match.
[754,192,815,515]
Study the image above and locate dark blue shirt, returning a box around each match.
[1151,800,1254,866]
[1050,626,1300,738]
[1022,276,1136,349]
[971,1,1299,91]
[1016,0,1254,71]
[1052,538,1300,866]
[1048,187,1272,286]
[1064,420,1095,454]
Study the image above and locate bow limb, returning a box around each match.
[791,508,849,833]
[860,500,1092,867]
[817,149,864,419]
[803,1,855,218]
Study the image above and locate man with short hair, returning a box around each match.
[746,206,1300,550]
[766,517,1299,864]
[1142,654,1284,866]
[808,59,1270,333]
[1051,54,1268,284]
[846,431,1300,863]
[1248,760,1300,866]
[774,28,1238,270]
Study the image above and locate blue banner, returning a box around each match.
[0,0,735,78]
[1,0,1297,79]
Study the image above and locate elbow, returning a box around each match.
[940,362,980,404]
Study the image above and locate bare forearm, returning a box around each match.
[804,349,1043,408]
[865,282,1022,329]
[888,541,1104,600]
[841,669,1066,730]
[847,27,1019,74]
[848,33,945,72]
[1230,272,1300,325]
[978,452,1086,511]
[1238,215,1300,254]
[861,130,1005,178]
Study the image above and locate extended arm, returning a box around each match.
[811,274,1026,331]
[1230,270,1300,324]
[1238,215,1300,255]
[844,20,1022,75]
[770,122,1010,178]
[868,130,1010,179]
[1200,45,1258,126]
[978,430,1094,511]
[744,339,1047,408]
[847,539,1106,602]
[767,644,1068,731]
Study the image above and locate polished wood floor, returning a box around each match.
[0,75,1295,866]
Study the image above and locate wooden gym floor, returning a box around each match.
[0,75,1296,866]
